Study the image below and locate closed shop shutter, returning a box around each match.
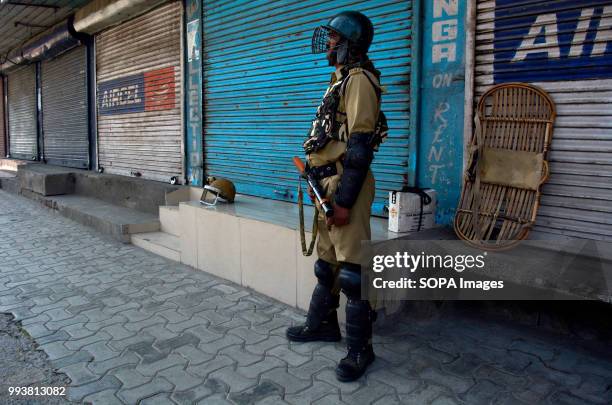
[474,0,612,240]
[0,77,5,158]
[96,1,183,182]
[41,45,89,168]
[203,0,413,215]
[7,65,37,160]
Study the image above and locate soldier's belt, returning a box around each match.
[306,162,339,180]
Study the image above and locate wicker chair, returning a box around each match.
[454,83,556,250]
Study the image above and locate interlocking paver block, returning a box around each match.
[284,381,337,405]
[219,345,263,366]
[174,344,214,366]
[315,369,362,394]
[64,330,112,350]
[459,380,505,404]
[155,331,200,353]
[136,353,188,377]
[236,356,286,379]
[420,367,475,394]
[187,355,235,379]
[343,381,397,405]
[260,367,311,395]
[198,334,243,355]
[108,332,156,352]
[399,383,451,404]
[83,340,121,362]
[67,375,122,402]
[101,323,135,340]
[36,329,71,345]
[267,345,310,367]
[158,365,204,391]
[38,340,75,361]
[367,368,421,395]
[228,381,284,405]
[288,357,334,380]
[110,365,152,389]
[116,377,174,404]
[59,361,100,386]
[208,366,258,393]
[184,325,224,344]
[88,352,141,375]
[228,326,268,345]
[82,389,124,405]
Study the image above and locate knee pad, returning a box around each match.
[339,262,362,299]
[314,259,335,288]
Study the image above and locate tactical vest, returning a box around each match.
[303,67,388,154]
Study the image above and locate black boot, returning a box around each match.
[287,260,341,342]
[336,343,376,382]
[286,308,341,342]
[336,263,375,382]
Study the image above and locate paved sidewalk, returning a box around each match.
[0,189,611,405]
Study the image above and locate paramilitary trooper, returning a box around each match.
[286,11,387,382]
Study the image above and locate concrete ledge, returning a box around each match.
[52,195,160,242]
[18,164,76,196]
[73,172,184,214]
[0,158,29,172]
[20,193,160,243]
[176,195,409,311]
[0,171,19,194]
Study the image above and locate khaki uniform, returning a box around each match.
[307,66,381,266]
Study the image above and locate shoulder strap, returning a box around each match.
[340,68,382,100]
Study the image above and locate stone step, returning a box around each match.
[159,205,180,237]
[0,170,19,195]
[38,195,160,243]
[131,231,180,262]
[18,164,77,196]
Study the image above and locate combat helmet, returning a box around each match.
[200,177,236,206]
[312,11,374,65]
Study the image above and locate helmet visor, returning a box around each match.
[312,26,340,54]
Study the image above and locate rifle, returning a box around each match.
[292,156,334,218]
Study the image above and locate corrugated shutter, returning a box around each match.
[203,0,412,215]
[7,65,37,160]
[475,0,612,241]
[41,45,89,168]
[0,77,5,158]
[96,1,183,183]
[475,0,612,240]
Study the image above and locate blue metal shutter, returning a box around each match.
[8,65,37,160]
[203,0,412,215]
[41,45,89,168]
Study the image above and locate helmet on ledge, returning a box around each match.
[200,177,236,206]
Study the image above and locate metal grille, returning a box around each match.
[203,0,413,215]
[8,65,37,160]
[475,0,612,240]
[41,45,89,168]
[95,1,183,183]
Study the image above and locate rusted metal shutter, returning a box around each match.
[95,1,183,183]
[0,77,6,158]
[475,0,612,240]
[7,65,37,160]
[41,45,89,168]
[203,0,413,215]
